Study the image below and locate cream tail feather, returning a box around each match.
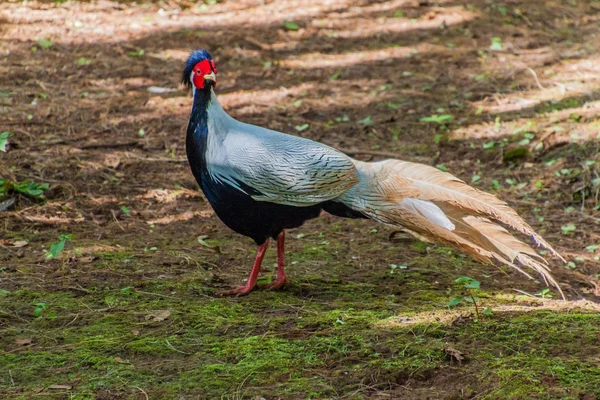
[337,159,565,298]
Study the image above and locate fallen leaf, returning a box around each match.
[114,356,130,364]
[444,346,465,364]
[15,338,33,345]
[131,329,140,336]
[2,239,28,248]
[48,384,72,390]
[103,154,121,169]
[77,256,95,264]
[146,310,171,322]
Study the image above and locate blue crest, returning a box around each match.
[182,49,214,88]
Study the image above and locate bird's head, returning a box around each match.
[182,49,217,91]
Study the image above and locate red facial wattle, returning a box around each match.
[192,59,216,89]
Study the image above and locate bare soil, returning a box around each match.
[1,0,600,399]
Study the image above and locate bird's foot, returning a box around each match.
[217,284,257,297]
[257,275,289,291]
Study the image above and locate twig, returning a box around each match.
[512,288,539,299]
[244,36,272,50]
[165,339,190,355]
[111,210,126,232]
[64,313,79,327]
[527,67,546,90]
[134,387,149,400]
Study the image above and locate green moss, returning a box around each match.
[5,239,600,399]
[535,97,585,114]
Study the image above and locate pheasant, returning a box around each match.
[183,49,564,297]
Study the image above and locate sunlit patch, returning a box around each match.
[22,215,85,224]
[378,299,600,327]
[134,188,202,203]
[88,195,120,205]
[326,0,447,19]
[314,7,478,39]
[469,55,600,115]
[146,210,213,225]
[280,44,439,69]
[71,245,120,255]
[150,49,191,61]
[216,79,400,116]
[218,83,315,113]
[0,0,353,43]
[453,101,600,142]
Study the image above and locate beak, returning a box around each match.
[204,72,216,82]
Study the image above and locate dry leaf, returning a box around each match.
[3,239,29,248]
[146,310,171,322]
[48,384,72,390]
[15,338,33,345]
[114,356,129,364]
[131,329,140,336]
[77,256,95,264]
[444,346,465,364]
[103,154,121,169]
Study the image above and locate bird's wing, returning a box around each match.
[206,124,358,207]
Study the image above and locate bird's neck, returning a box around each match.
[185,88,232,180]
[186,88,232,142]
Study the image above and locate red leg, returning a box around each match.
[258,231,289,290]
[219,239,270,296]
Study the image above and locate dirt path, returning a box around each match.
[1,0,600,398]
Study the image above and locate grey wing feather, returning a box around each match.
[209,124,358,207]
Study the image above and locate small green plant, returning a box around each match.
[0,179,49,199]
[128,49,145,57]
[448,276,487,318]
[536,288,553,298]
[37,39,53,49]
[389,264,407,274]
[283,21,299,31]
[359,116,373,126]
[33,302,55,319]
[76,57,92,65]
[46,234,73,259]
[489,37,503,51]
[420,114,453,130]
[0,131,11,152]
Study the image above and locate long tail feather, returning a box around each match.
[338,159,565,297]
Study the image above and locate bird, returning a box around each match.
[182,49,565,297]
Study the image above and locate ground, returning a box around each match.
[1,0,600,399]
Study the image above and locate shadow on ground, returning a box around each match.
[1,0,600,398]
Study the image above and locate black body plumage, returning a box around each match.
[184,51,365,245]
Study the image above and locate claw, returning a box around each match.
[257,275,289,291]
[218,284,257,297]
